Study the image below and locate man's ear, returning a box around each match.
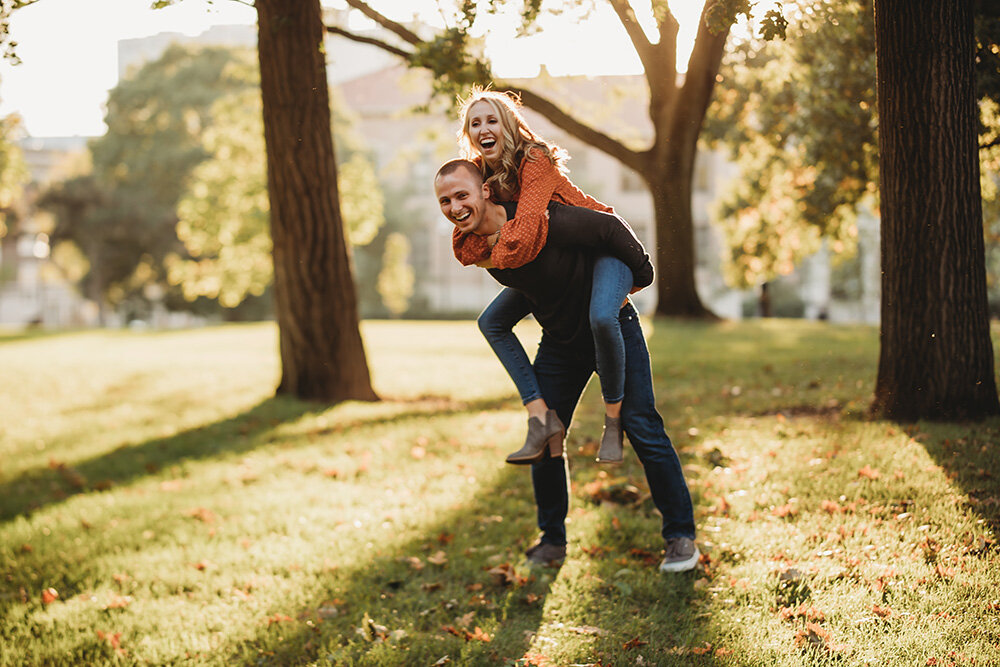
[482,182,491,200]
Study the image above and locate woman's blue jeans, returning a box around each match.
[477,256,631,405]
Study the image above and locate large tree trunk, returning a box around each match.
[256,0,378,402]
[871,0,998,420]
[648,165,712,317]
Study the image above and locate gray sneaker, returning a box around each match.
[659,537,700,573]
[525,541,566,566]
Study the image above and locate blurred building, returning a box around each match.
[0,136,94,328]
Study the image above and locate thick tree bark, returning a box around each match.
[872,0,998,420]
[256,0,378,402]
[647,161,710,317]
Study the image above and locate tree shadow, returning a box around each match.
[570,495,722,665]
[0,394,518,523]
[907,419,1000,532]
[214,464,560,666]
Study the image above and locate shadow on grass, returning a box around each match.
[218,464,559,666]
[910,418,1000,532]
[0,394,518,524]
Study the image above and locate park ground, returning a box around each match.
[1,318,999,666]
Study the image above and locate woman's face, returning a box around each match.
[466,100,503,167]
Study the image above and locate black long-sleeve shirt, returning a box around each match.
[488,201,653,347]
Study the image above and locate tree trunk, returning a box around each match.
[648,162,713,317]
[871,0,998,420]
[256,0,378,402]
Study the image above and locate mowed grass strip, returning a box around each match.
[0,319,998,666]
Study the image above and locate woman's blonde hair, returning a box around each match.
[456,87,567,200]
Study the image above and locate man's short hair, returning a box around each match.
[435,158,482,185]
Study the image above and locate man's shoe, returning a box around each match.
[525,541,566,566]
[659,537,700,573]
[596,415,624,464]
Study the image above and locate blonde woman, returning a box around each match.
[452,89,652,466]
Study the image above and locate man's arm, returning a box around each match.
[498,201,654,289]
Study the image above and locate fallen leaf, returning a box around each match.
[820,500,842,514]
[772,503,798,518]
[872,605,892,618]
[104,594,132,610]
[96,630,125,654]
[266,614,294,625]
[623,637,648,650]
[456,611,475,628]
[427,550,448,566]
[41,588,59,605]
[487,563,526,587]
[794,622,831,649]
[568,625,608,636]
[184,507,216,523]
[858,465,880,480]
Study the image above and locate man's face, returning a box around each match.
[435,167,489,236]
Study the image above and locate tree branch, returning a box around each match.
[677,5,729,123]
[608,0,654,70]
[325,25,413,60]
[981,135,1000,151]
[342,0,422,46]
[497,82,645,173]
[324,3,645,174]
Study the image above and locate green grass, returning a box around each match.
[1,318,998,666]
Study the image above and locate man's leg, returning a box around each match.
[618,304,697,546]
[528,336,595,550]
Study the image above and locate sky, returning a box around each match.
[0,0,707,138]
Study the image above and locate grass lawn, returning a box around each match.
[1,318,999,666]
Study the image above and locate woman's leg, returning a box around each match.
[478,288,564,463]
[590,256,632,407]
[590,256,633,463]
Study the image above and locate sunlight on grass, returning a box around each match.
[1,319,998,666]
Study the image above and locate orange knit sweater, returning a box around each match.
[452,148,615,269]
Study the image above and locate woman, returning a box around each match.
[452,88,650,466]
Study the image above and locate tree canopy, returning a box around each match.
[706,0,1000,290]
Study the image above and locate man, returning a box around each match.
[434,158,699,573]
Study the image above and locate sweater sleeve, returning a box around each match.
[543,202,655,289]
[452,226,492,266]
[488,150,560,270]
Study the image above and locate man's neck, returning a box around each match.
[474,201,506,237]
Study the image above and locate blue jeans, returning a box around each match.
[478,256,631,404]
[530,302,696,546]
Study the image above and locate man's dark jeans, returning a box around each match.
[530,302,696,546]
